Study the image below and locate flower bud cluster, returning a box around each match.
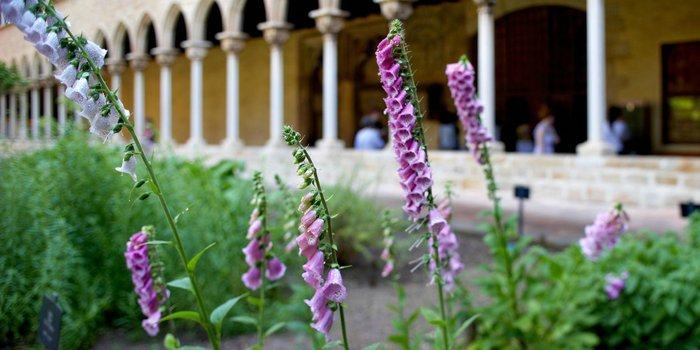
[445,57,492,164]
[427,208,464,293]
[1,1,135,178]
[579,204,630,261]
[284,125,347,341]
[375,22,433,221]
[242,172,286,290]
[380,210,397,278]
[125,227,170,336]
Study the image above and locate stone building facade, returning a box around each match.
[1,0,700,212]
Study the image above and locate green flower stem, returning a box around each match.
[298,146,350,350]
[479,145,524,350]
[391,19,449,349]
[41,3,219,348]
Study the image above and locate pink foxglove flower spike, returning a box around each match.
[580,203,629,261]
[124,226,169,336]
[283,126,351,348]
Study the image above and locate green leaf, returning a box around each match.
[264,322,286,337]
[177,347,208,350]
[149,179,161,195]
[420,307,446,327]
[160,311,202,325]
[163,333,180,350]
[210,294,246,334]
[362,343,384,350]
[451,314,479,343]
[144,240,172,246]
[231,315,258,326]
[247,296,263,307]
[167,277,194,294]
[187,242,217,272]
[322,340,343,349]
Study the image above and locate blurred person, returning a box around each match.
[604,106,630,154]
[354,114,385,150]
[533,104,559,154]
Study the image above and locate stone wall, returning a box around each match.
[192,146,700,210]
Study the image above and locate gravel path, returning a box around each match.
[93,235,493,350]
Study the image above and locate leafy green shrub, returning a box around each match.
[0,132,256,348]
[471,213,700,349]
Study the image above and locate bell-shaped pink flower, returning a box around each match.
[322,269,347,303]
[246,218,262,239]
[301,208,317,227]
[242,267,262,290]
[302,250,325,288]
[265,257,286,281]
[115,156,138,181]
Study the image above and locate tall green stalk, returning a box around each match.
[40,2,219,348]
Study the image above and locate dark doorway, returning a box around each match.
[491,6,587,153]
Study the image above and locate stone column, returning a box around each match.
[374,0,416,22]
[42,79,53,139]
[259,22,292,147]
[0,94,6,138]
[57,85,66,135]
[311,6,348,150]
[19,90,28,140]
[577,0,614,155]
[182,40,211,150]
[152,48,179,148]
[217,32,248,150]
[474,0,503,151]
[9,93,17,138]
[127,54,150,140]
[106,59,126,99]
[30,84,40,139]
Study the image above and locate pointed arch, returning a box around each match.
[192,0,224,41]
[227,0,247,33]
[111,22,132,59]
[20,56,30,78]
[30,53,42,78]
[163,4,189,48]
[134,14,158,55]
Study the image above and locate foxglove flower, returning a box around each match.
[446,58,492,164]
[380,210,397,278]
[376,31,432,220]
[302,250,325,288]
[303,268,347,341]
[115,156,137,181]
[125,231,168,336]
[427,208,464,292]
[605,272,629,300]
[241,172,286,291]
[580,205,629,261]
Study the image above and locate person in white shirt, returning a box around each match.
[604,106,630,154]
[354,113,385,150]
[533,104,559,155]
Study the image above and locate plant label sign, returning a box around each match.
[38,294,61,350]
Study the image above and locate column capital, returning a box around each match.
[182,40,211,60]
[373,0,416,21]
[258,21,293,46]
[106,58,126,74]
[152,47,180,66]
[126,53,150,71]
[216,31,248,54]
[474,0,496,10]
[310,8,348,35]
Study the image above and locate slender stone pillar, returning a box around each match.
[127,54,150,140]
[19,90,28,140]
[217,32,248,149]
[42,79,53,139]
[259,22,292,147]
[106,59,126,99]
[182,40,211,151]
[30,85,40,139]
[0,94,6,138]
[152,48,179,148]
[57,85,66,136]
[473,0,503,151]
[311,6,348,150]
[9,93,17,138]
[577,0,614,155]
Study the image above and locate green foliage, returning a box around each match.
[0,132,254,348]
[0,62,25,93]
[471,214,700,349]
